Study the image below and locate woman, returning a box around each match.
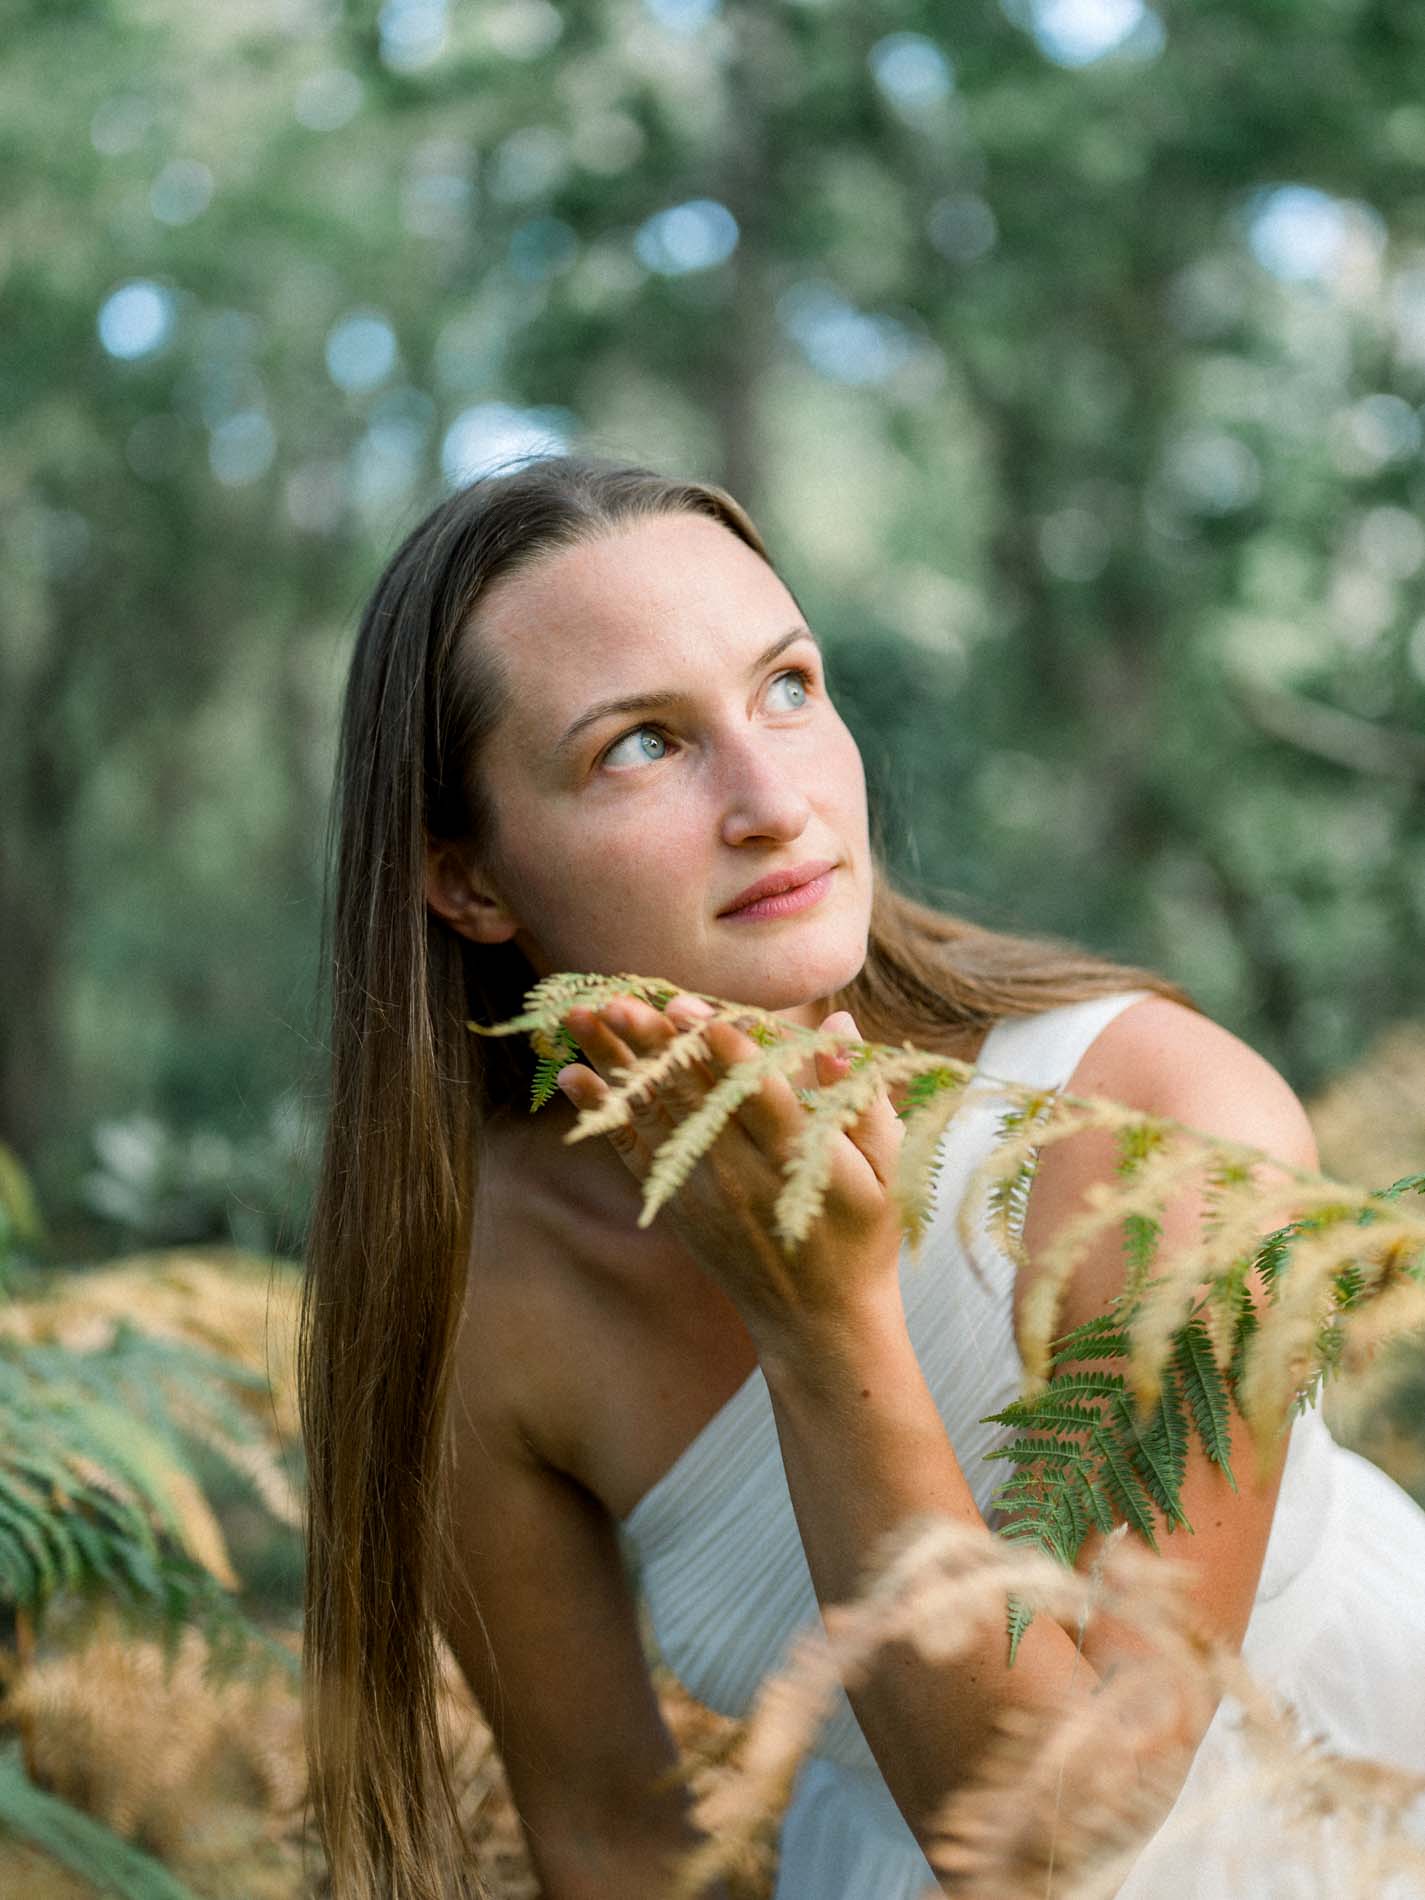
[299,452,1425,1899]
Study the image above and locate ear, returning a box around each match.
[424,837,520,945]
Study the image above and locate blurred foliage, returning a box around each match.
[0,1210,305,1892]
[3,0,1425,1243]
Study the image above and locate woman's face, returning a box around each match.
[458,511,873,1027]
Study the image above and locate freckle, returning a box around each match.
[860,1387,871,1400]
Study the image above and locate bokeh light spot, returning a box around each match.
[777,282,915,386]
[440,402,572,486]
[150,159,213,226]
[294,68,364,131]
[91,93,153,157]
[643,0,720,33]
[325,311,399,392]
[508,217,579,282]
[869,33,955,112]
[97,281,175,360]
[484,0,565,57]
[1014,0,1163,68]
[379,0,449,72]
[489,126,568,204]
[1247,186,1350,284]
[927,195,997,263]
[209,411,276,487]
[633,199,739,276]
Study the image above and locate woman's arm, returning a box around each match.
[440,1241,729,1900]
[559,992,1319,1855]
[757,997,1318,1835]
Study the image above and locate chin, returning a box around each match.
[712,930,869,1015]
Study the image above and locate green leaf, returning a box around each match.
[983,1395,1105,1432]
[983,1435,1099,1468]
[1173,1318,1236,1491]
[530,1023,582,1112]
[0,1740,204,1899]
[1006,1591,1036,1665]
[1092,1424,1160,1549]
[0,1488,60,1603]
[1122,1213,1162,1301]
[1112,1388,1191,1530]
[1050,1315,1132,1367]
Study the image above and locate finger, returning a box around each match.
[817,1011,904,1192]
[700,1015,807,1154]
[814,1009,857,1091]
[565,1004,680,1151]
[555,1063,651,1174]
[602,995,717,1118]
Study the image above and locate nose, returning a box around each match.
[718,731,814,848]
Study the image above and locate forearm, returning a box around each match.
[529,1810,732,1900]
[760,1293,1109,1838]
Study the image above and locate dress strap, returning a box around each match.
[974,989,1155,1093]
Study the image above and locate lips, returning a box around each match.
[717,858,839,918]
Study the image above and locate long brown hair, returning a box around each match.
[298,451,1190,1897]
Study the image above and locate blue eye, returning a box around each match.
[598,668,812,771]
[604,725,668,763]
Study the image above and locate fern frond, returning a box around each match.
[0,1739,204,1900]
[776,1050,929,1250]
[637,1053,799,1227]
[1172,1319,1235,1487]
[894,1067,973,1251]
[530,1022,583,1111]
[479,970,1425,1598]
[1111,1389,1191,1531]
[775,1063,888,1250]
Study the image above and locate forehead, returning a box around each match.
[474,513,798,738]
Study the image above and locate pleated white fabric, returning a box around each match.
[616,992,1425,1897]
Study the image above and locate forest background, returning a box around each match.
[3,0,1425,1892]
[7,0,1425,1251]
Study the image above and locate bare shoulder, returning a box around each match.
[1018,996,1320,1341]
[453,1107,587,1451]
[1066,994,1318,1168]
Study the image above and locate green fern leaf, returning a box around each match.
[1092,1424,1160,1549]
[1050,1315,1132,1367]
[1071,1458,1118,1536]
[530,1023,582,1112]
[1111,1389,1190,1531]
[1121,1213,1162,1302]
[1376,1173,1425,1203]
[0,1488,60,1601]
[1005,1590,1036,1664]
[983,1435,1101,1468]
[1173,1318,1236,1490]
[1228,1281,1259,1389]
[982,1395,1104,1432]
[0,1739,204,1899]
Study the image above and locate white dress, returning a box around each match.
[616,991,1425,1897]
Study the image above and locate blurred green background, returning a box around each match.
[5,0,1425,1260]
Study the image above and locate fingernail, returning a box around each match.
[555,1066,581,1101]
[670,994,715,1020]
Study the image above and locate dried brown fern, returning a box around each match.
[0,1250,302,1441]
[672,1517,1425,1900]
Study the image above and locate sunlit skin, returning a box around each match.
[437,510,875,1021]
[425,503,911,1445]
[426,508,898,1194]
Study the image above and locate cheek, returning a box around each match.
[821,718,868,814]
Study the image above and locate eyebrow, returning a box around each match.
[553,624,821,759]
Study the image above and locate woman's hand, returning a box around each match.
[556,992,907,1370]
